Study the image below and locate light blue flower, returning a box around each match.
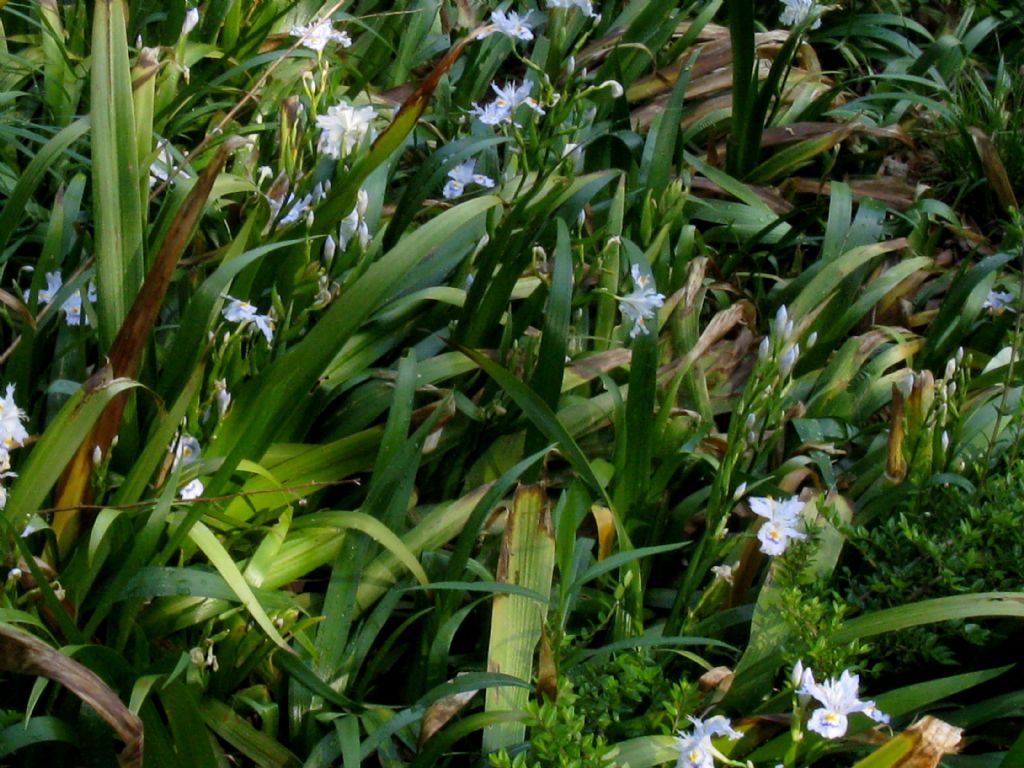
[443,159,495,199]
[799,667,890,739]
[674,715,741,768]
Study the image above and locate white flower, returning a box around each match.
[0,386,27,451]
[222,295,275,343]
[749,495,807,556]
[149,146,192,188]
[982,289,1015,312]
[468,100,510,126]
[710,563,736,585]
[316,101,377,158]
[779,0,823,29]
[61,282,98,326]
[23,271,63,305]
[674,715,741,768]
[799,667,890,739]
[277,192,314,226]
[179,478,204,500]
[483,10,534,41]
[181,8,200,36]
[443,159,496,199]
[172,434,201,470]
[470,80,544,126]
[618,264,665,338]
[545,0,600,19]
[492,80,545,116]
[290,19,352,51]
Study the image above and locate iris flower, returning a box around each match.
[798,667,890,739]
[749,495,807,556]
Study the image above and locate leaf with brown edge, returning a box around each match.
[970,127,1018,214]
[419,682,479,749]
[851,716,961,768]
[0,623,142,767]
[0,287,36,329]
[589,504,615,561]
[51,139,241,557]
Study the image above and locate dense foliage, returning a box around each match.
[0,0,1022,766]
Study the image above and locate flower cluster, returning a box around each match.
[222,295,275,343]
[443,159,495,199]
[795,663,890,738]
[316,100,377,159]
[618,264,665,338]
[749,495,806,555]
[481,10,534,41]
[759,303,807,378]
[673,715,741,768]
[290,19,352,51]
[23,271,97,326]
[470,80,544,126]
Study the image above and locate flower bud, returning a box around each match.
[941,430,950,452]
[600,80,624,98]
[758,336,771,361]
[896,373,914,400]
[779,343,799,377]
[774,304,789,335]
[181,7,199,36]
[792,660,805,689]
[806,331,817,348]
[945,358,956,380]
[323,234,336,267]
[732,482,747,501]
[955,346,964,363]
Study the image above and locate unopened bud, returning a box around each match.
[806,331,817,348]
[792,660,805,689]
[945,358,956,380]
[181,7,200,36]
[601,80,624,98]
[896,373,914,400]
[941,430,950,452]
[955,346,964,363]
[758,336,771,361]
[774,304,789,335]
[779,344,799,377]
[732,482,747,501]
[323,234,336,266]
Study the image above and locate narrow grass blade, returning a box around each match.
[91,0,146,350]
